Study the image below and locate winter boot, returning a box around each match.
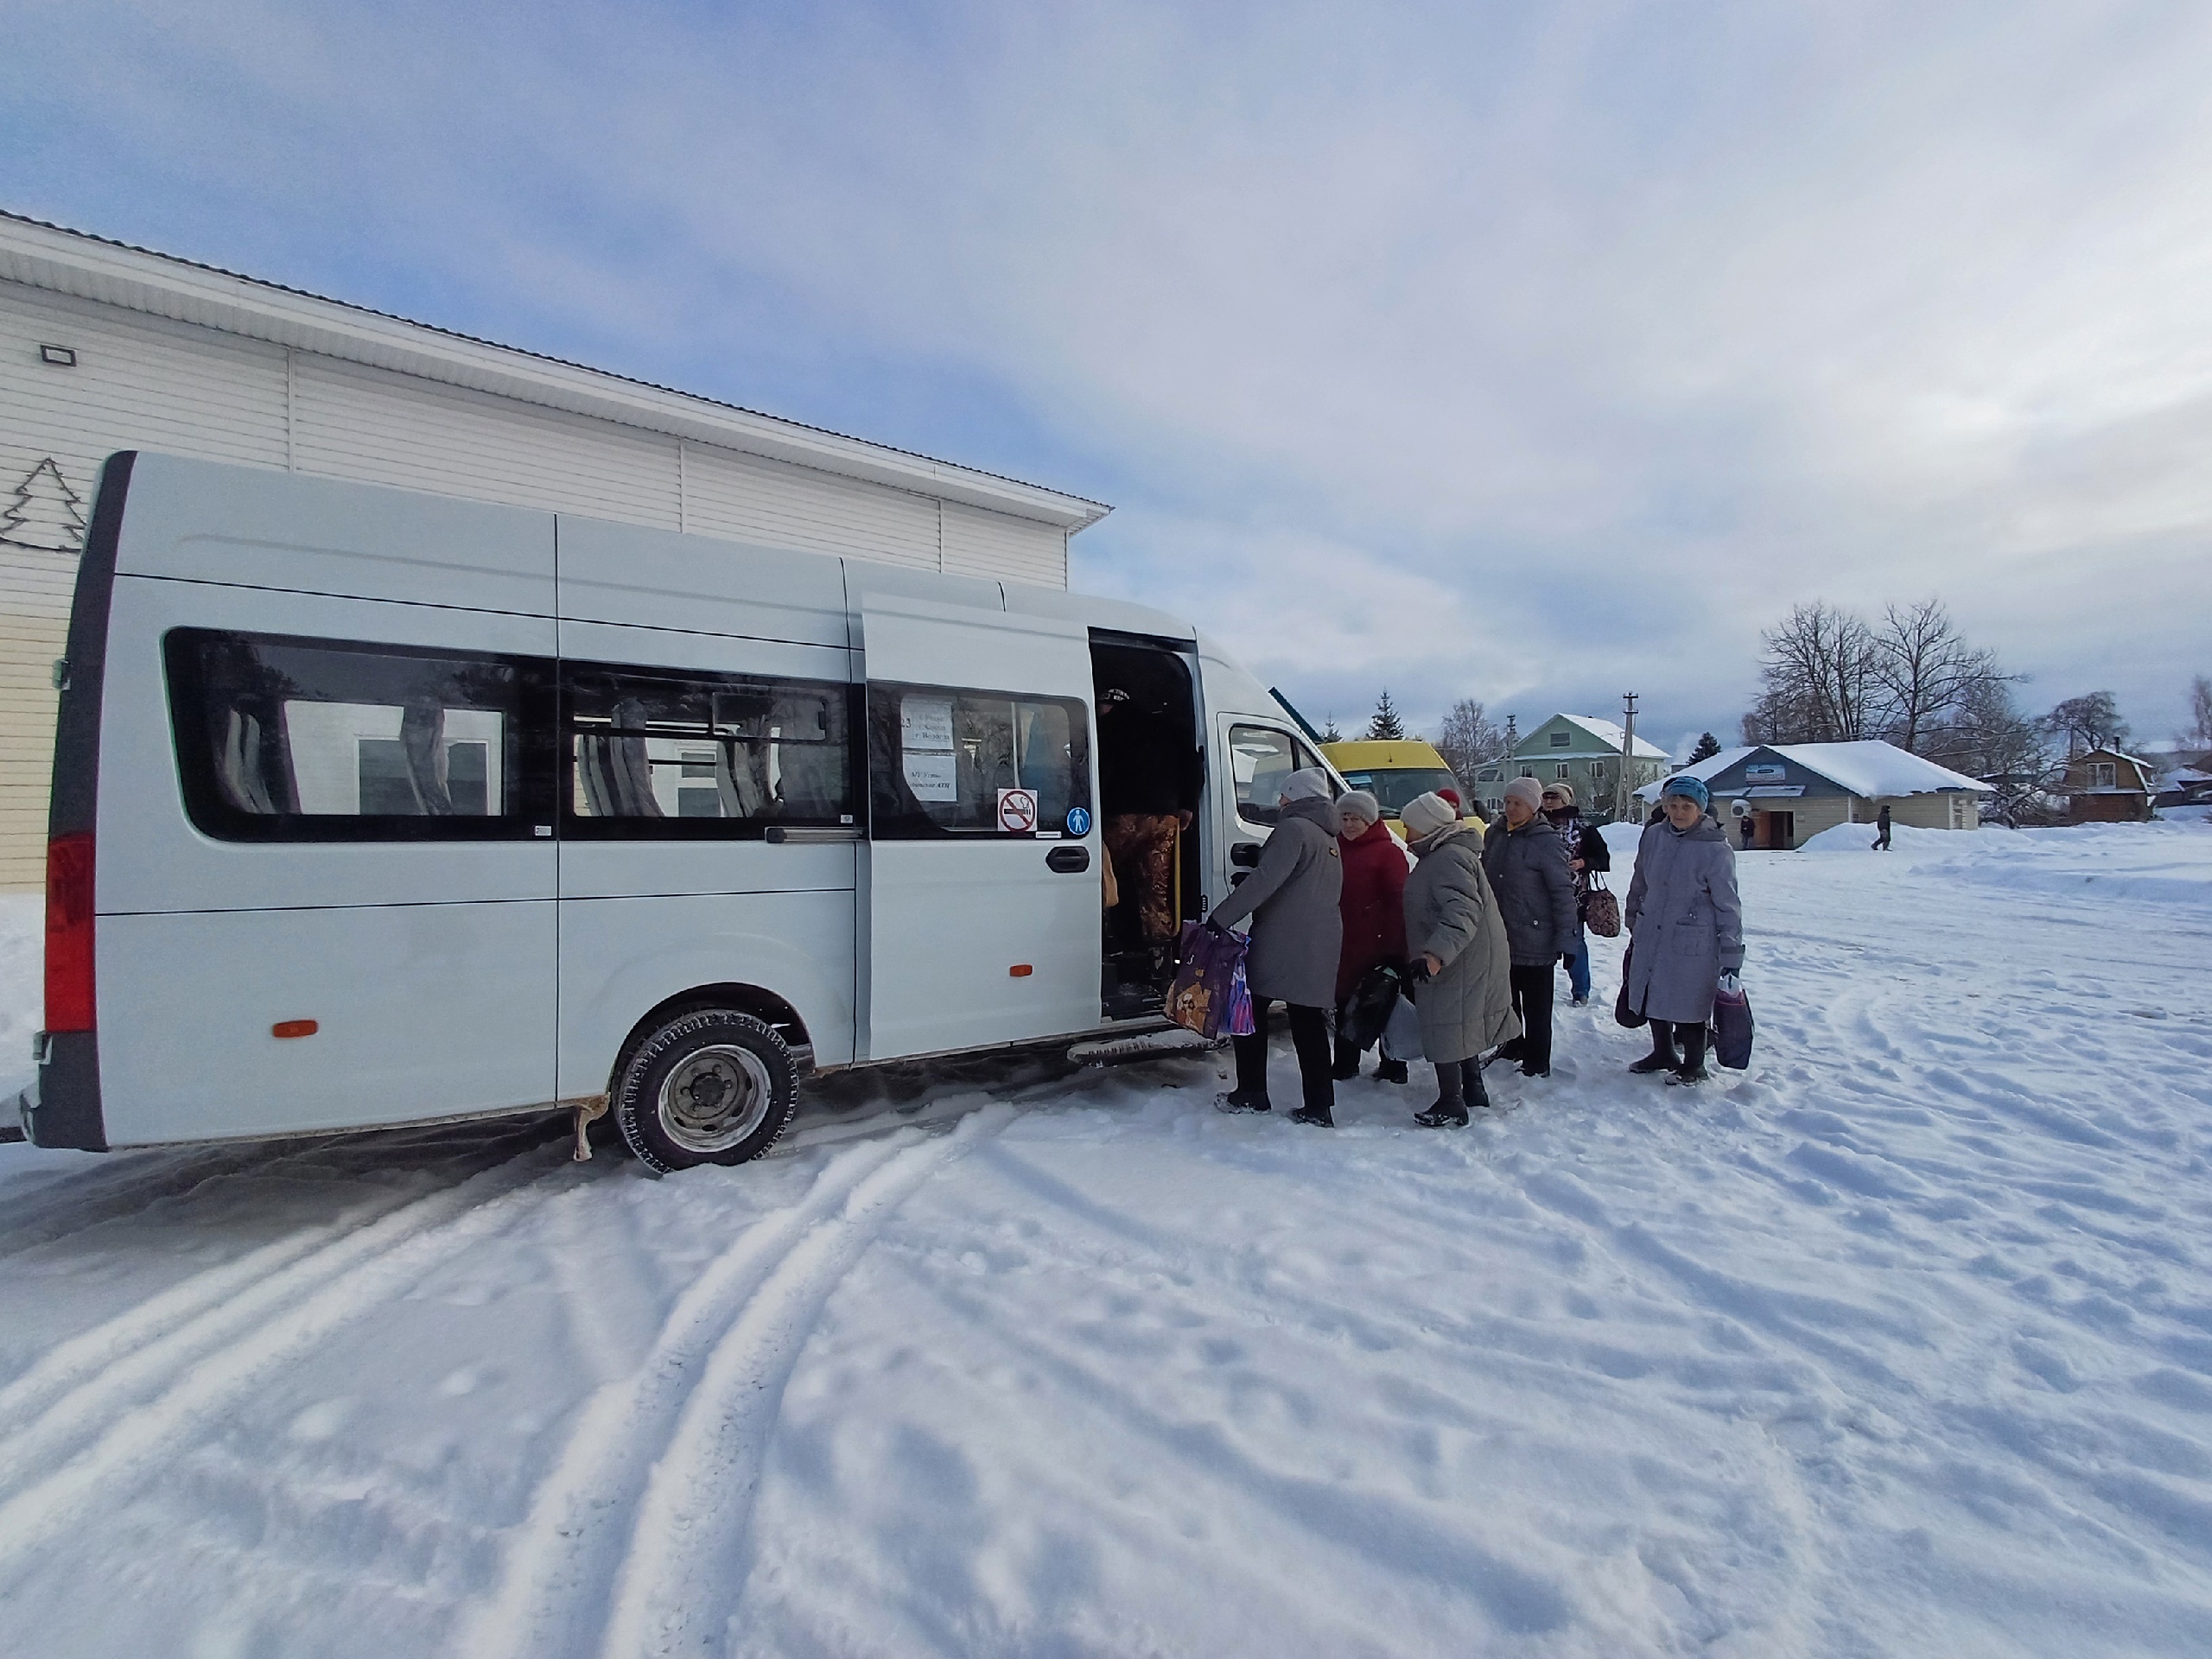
[1483,1039,1526,1071]
[1628,1032,1679,1075]
[1331,1035,1361,1082]
[1376,1057,1409,1084]
[1415,1061,1467,1128]
[1665,1064,1710,1086]
[1463,1058,1493,1113]
[1290,1104,1335,1127]
[1214,1090,1272,1114]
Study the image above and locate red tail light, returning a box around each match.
[45,832,95,1033]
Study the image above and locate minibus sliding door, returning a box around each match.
[860,595,1102,1060]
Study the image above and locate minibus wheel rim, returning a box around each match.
[658,1044,773,1153]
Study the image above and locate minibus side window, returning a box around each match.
[1228,725,1298,827]
[163,629,556,841]
[868,683,1091,838]
[562,662,854,836]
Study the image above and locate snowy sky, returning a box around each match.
[7,0,2211,748]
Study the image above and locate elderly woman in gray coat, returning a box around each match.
[1398,792,1518,1126]
[1624,774,1745,1084]
[1480,776,1580,1077]
[1208,768,1344,1125]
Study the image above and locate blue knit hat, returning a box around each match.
[1661,774,1710,809]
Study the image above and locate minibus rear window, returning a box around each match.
[562,662,855,836]
[868,683,1091,838]
[163,629,556,841]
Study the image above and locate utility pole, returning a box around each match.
[1619,692,1639,820]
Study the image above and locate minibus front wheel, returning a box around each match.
[613,1008,798,1173]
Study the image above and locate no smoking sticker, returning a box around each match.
[997,788,1039,834]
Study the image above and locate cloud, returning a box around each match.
[7,0,2212,737]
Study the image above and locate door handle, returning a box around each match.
[1046,845,1090,873]
[1230,842,1262,868]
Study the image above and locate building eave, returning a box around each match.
[0,209,1111,533]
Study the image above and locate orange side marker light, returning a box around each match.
[272,1020,319,1039]
[1008,964,1033,977]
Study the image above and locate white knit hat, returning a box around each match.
[1503,776,1544,812]
[1280,767,1332,803]
[1400,791,1458,839]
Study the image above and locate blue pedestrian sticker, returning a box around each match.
[1065,806,1092,837]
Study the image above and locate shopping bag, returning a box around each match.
[1613,942,1647,1029]
[1166,922,1248,1040]
[1339,962,1405,1052]
[1380,988,1425,1063]
[1224,956,1256,1037]
[1582,873,1621,938]
[1711,982,1754,1069]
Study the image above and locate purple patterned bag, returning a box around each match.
[1166,922,1249,1039]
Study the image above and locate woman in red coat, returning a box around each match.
[1332,791,1410,1082]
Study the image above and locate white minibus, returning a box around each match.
[23,453,1338,1169]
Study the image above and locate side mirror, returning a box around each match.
[1230,841,1262,868]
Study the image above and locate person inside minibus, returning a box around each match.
[1099,686,1201,958]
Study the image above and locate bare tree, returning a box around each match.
[1927,679,2053,825]
[1433,698,1507,784]
[2043,691,2129,758]
[1872,599,2014,754]
[2184,675,2212,751]
[1745,601,1882,743]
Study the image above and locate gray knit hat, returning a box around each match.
[1337,789,1381,827]
[1503,776,1544,812]
[1400,791,1459,839]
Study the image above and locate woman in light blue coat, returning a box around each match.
[1623,774,1745,1084]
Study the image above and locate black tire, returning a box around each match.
[613,1008,797,1173]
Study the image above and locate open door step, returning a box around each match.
[1068,1027,1224,1067]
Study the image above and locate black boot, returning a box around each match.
[1415,1060,1468,1128]
[1667,1024,1710,1085]
[1290,1104,1335,1127]
[1376,1057,1408,1084]
[1483,1039,1525,1071]
[1629,1021,1679,1075]
[1463,1058,1492,1112]
[1331,1034,1361,1082]
[1215,1090,1272,1114]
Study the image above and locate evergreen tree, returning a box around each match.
[1688,732,1722,763]
[1320,715,1343,743]
[1365,689,1405,741]
[0,459,87,555]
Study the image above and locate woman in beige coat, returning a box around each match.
[1399,791,1518,1126]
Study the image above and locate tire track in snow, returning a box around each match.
[590,1104,1015,1659]
[451,1130,924,1659]
[0,1142,572,1575]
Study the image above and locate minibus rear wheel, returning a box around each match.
[614,1008,797,1173]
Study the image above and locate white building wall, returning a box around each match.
[681,441,941,570]
[943,500,1067,584]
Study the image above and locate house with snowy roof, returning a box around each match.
[2058,749,2158,823]
[1635,740,1992,849]
[1481,713,1670,820]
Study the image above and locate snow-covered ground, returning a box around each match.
[3,823,2212,1656]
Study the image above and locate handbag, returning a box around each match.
[1582,872,1620,938]
[1166,922,1249,1040]
[1339,962,1405,1052]
[1613,942,1647,1029]
[1711,981,1754,1069]
[1224,955,1256,1038]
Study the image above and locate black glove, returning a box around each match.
[1406,957,1433,984]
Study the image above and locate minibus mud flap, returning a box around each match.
[568,1095,610,1162]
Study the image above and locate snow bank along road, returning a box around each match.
[2,823,2211,1656]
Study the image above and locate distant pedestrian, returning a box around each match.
[1872,803,1892,851]
[1541,781,1610,1007]
[1399,792,1516,1125]
[1209,769,1344,1125]
[1480,777,1579,1077]
[1332,791,1409,1084]
[1623,775,1745,1085]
